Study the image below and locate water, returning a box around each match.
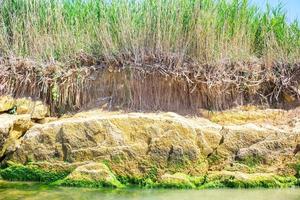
[0,182,299,200]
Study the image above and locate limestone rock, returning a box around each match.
[59,162,122,188]
[15,98,49,120]
[204,171,297,188]
[1,108,300,183]
[7,112,222,176]
[209,106,285,125]
[0,96,49,119]
[0,114,33,158]
[159,173,195,188]
[0,96,14,113]
[36,117,58,124]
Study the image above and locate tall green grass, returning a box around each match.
[0,0,299,65]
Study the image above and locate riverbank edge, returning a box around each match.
[0,162,299,189]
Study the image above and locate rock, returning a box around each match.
[0,114,33,158]
[159,173,195,188]
[0,96,49,119]
[203,171,297,188]
[1,107,300,188]
[0,96,14,113]
[15,98,49,120]
[7,112,221,177]
[209,106,285,125]
[58,162,122,188]
[36,117,58,124]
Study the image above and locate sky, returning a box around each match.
[251,0,300,22]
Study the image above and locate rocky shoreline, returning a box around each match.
[0,96,299,189]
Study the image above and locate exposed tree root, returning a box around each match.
[0,55,299,115]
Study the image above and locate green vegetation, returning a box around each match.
[54,178,124,188]
[0,0,299,65]
[237,155,264,168]
[295,162,300,178]
[0,163,298,189]
[0,163,70,182]
[200,175,298,189]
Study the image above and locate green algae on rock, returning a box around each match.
[0,97,300,189]
[1,162,298,189]
[0,162,70,182]
[54,162,123,188]
[201,171,298,189]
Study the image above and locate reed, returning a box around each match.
[0,0,298,66]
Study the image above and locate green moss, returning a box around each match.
[155,181,196,189]
[237,155,263,167]
[208,153,222,165]
[0,163,70,183]
[199,181,226,189]
[294,162,300,178]
[222,176,297,188]
[53,178,123,188]
[0,162,298,189]
[201,174,297,189]
[152,173,206,189]
[116,166,159,188]
[0,180,48,189]
[116,175,147,187]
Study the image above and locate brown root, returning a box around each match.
[0,55,299,116]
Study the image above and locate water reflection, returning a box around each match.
[0,182,299,200]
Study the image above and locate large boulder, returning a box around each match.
[7,112,222,177]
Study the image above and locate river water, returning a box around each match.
[0,182,299,200]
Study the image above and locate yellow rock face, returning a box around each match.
[16,98,49,119]
[0,96,14,112]
[208,106,286,125]
[0,96,49,119]
[0,114,34,158]
[8,112,223,177]
[0,101,299,180]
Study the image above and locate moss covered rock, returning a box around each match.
[7,112,222,177]
[55,162,123,188]
[158,173,195,188]
[0,162,70,182]
[201,171,298,189]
